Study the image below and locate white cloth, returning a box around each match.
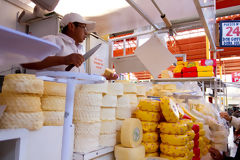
[231,116,240,130]
[26,33,86,73]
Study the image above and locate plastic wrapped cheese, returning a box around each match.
[186,130,195,140]
[160,134,189,146]
[142,142,159,153]
[199,129,205,136]
[74,93,102,106]
[73,106,100,122]
[102,94,117,107]
[187,140,194,150]
[43,81,66,96]
[117,95,130,107]
[160,97,179,122]
[43,111,64,126]
[41,96,65,111]
[0,93,41,112]
[138,99,160,112]
[100,107,116,120]
[158,122,188,135]
[136,110,160,122]
[114,144,145,160]
[2,74,43,95]
[100,120,116,134]
[142,132,158,142]
[116,107,132,120]
[100,133,116,147]
[121,118,143,148]
[160,143,189,157]
[108,83,123,96]
[141,121,158,132]
[163,84,176,90]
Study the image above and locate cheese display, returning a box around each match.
[99,133,116,147]
[0,112,44,130]
[43,81,66,97]
[100,120,116,134]
[108,83,123,96]
[142,132,158,142]
[74,122,101,136]
[136,110,161,122]
[136,86,146,96]
[114,144,145,160]
[158,122,188,135]
[76,82,108,94]
[116,107,132,120]
[117,95,130,107]
[120,118,143,148]
[122,83,137,94]
[43,111,64,126]
[142,142,159,153]
[145,152,159,157]
[2,74,43,95]
[141,121,158,132]
[138,99,160,112]
[74,93,102,106]
[74,135,99,153]
[41,96,65,111]
[160,97,179,123]
[73,106,100,122]
[125,94,138,105]
[160,134,189,146]
[116,119,123,131]
[0,94,41,112]
[102,94,117,107]
[100,107,116,120]
[160,143,189,157]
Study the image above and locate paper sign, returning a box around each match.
[0,105,6,117]
[135,35,177,79]
[232,72,240,82]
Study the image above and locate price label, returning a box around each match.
[232,72,240,82]
[220,20,240,47]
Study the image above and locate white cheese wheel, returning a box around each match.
[74,93,102,106]
[100,107,116,120]
[102,94,117,107]
[0,94,41,112]
[74,122,101,136]
[0,112,44,130]
[121,118,143,148]
[76,81,108,94]
[136,86,146,96]
[108,83,123,96]
[123,83,137,94]
[100,133,116,147]
[125,94,138,105]
[117,95,130,107]
[116,119,124,131]
[116,107,132,120]
[41,96,65,111]
[100,120,116,134]
[74,135,99,153]
[73,106,100,122]
[43,111,64,126]
[114,144,145,160]
[43,81,66,96]
[2,74,43,95]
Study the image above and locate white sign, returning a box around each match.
[220,20,240,47]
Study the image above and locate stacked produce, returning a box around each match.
[41,81,66,126]
[114,118,145,160]
[0,74,44,130]
[135,99,161,157]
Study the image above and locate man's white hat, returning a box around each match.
[60,13,96,31]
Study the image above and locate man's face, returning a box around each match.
[72,22,88,44]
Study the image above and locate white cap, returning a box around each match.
[60,13,96,32]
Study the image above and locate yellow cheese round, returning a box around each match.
[158,122,188,135]
[43,111,64,126]
[136,110,160,122]
[43,81,66,96]
[199,129,205,136]
[186,130,195,141]
[143,132,158,142]
[160,143,189,157]
[141,121,158,132]
[145,152,159,157]
[160,134,189,146]
[179,119,193,130]
[138,99,161,112]
[160,97,179,122]
[121,118,143,148]
[114,144,145,160]
[41,96,65,111]
[187,140,194,150]
[195,122,204,129]
[142,142,159,153]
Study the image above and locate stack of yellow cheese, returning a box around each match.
[114,118,145,160]
[136,99,161,157]
[41,81,66,126]
[159,97,194,160]
[0,74,44,130]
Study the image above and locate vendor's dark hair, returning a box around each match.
[61,22,79,34]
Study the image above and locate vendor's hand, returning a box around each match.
[220,112,231,121]
[103,73,118,80]
[209,147,224,160]
[64,53,84,67]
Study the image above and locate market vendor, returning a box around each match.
[21,12,117,80]
[209,112,240,160]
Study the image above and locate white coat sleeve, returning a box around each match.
[230,116,240,130]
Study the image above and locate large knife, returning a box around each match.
[65,43,102,71]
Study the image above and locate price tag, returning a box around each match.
[220,20,240,47]
[232,72,240,82]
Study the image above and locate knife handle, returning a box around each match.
[65,64,75,71]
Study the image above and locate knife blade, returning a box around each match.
[65,43,102,71]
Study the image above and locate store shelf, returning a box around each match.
[73,147,114,160]
[0,25,60,65]
[151,77,216,83]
